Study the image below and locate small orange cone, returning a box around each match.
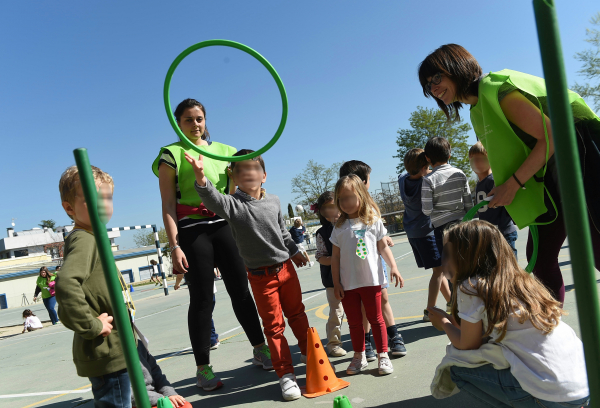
[301,327,350,398]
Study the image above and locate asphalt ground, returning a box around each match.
[0,229,592,408]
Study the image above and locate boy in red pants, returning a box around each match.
[185,149,309,402]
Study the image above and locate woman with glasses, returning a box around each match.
[417,44,600,305]
[152,98,271,392]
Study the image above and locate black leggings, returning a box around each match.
[526,209,600,304]
[179,221,264,366]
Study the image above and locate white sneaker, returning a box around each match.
[378,354,393,375]
[328,346,347,357]
[346,352,368,375]
[279,373,301,401]
[310,262,314,267]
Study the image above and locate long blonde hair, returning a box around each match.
[334,175,381,228]
[445,220,563,341]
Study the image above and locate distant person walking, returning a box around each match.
[149,260,163,286]
[289,219,313,267]
[33,266,59,325]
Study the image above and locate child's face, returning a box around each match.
[320,199,340,223]
[364,174,371,190]
[441,237,457,284]
[469,153,490,174]
[338,186,360,217]
[63,183,114,228]
[230,160,267,191]
[177,106,206,142]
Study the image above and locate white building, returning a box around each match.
[0,244,173,310]
[0,225,173,310]
[0,225,120,261]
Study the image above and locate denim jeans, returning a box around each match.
[210,294,218,346]
[504,231,518,259]
[89,369,132,408]
[450,364,589,408]
[42,296,59,324]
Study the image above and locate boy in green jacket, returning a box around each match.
[55,165,131,408]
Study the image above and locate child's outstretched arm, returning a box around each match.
[377,238,404,288]
[184,152,208,186]
[428,308,483,350]
[186,153,236,220]
[331,245,344,300]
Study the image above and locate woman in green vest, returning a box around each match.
[153,98,270,391]
[416,44,600,304]
[33,266,59,324]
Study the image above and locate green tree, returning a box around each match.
[39,219,56,231]
[287,203,294,218]
[572,12,600,112]
[393,106,472,175]
[291,160,343,207]
[133,227,172,261]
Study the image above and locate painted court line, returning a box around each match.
[136,302,190,320]
[1,389,91,399]
[395,250,413,260]
[302,291,325,303]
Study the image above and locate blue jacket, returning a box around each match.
[289,226,305,244]
[398,173,434,238]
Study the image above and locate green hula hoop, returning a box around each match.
[462,201,537,273]
[163,39,288,162]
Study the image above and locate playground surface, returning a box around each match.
[0,229,591,408]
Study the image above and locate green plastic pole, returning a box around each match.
[533,1,600,404]
[73,148,151,408]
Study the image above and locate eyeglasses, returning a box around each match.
[425,73,442,93]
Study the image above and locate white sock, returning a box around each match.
[378,352,389,359]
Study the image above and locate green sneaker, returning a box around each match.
[196,365,223,391]
[252,345,274,370]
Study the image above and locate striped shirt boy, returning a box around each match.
[421,164,473,228]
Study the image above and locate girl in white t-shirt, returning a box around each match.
[330,174,404,376]
[22,309,43,333]
[428,220,589,407]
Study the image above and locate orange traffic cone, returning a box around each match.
[301,327,350,398]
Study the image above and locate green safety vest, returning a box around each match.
[152,141,237,219]
[36,275,56,299]
[470,69,598,229]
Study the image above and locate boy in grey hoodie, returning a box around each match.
[185,149,309,402]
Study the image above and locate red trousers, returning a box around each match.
[341,285,387,353]
[247,260,309,378]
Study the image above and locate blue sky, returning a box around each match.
[1,1,598,249]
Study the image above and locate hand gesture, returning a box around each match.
[172,248,189,274]
[385,236,394,247]
[168,395,187,408]
[390,268,404,288]
[184,152,207,186]
[97,313,114,337]
[291,252,307,268]
[334,284,345,301]
[487,179,519,209]
[426,307,450,331]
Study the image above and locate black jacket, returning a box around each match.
[315,223,334,288]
